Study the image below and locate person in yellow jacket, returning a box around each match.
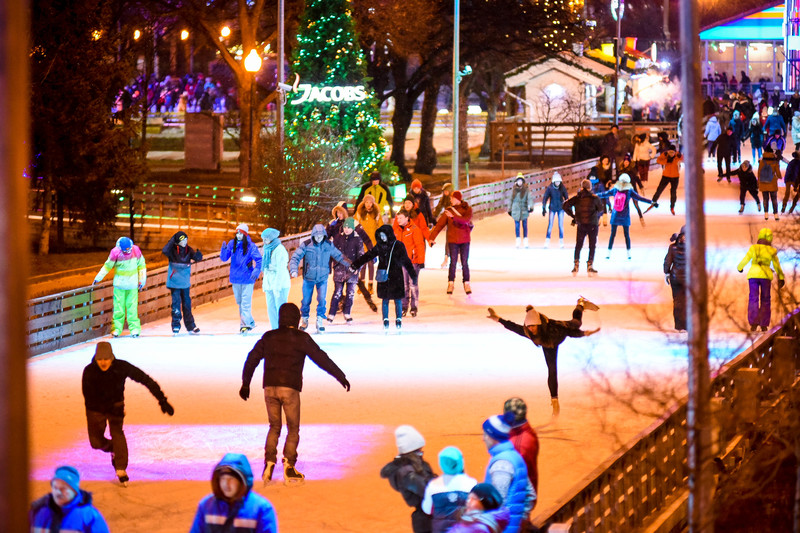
[93,237,147,337]
[737,227,785,332]
[355,171,394,222]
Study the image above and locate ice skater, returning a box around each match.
[737,227,785,332]
[260,228,291,331]
[563,179,605,276]
[599,174,654,260]
[429,191,473,295]
[82,342,174,485]
[93,236,146,338]
[508,173,534,248]
[542,171,568,248]
[221,223,263,334]
[162,231,203,335]
[487,298,600,416]
[663,226,687,331]
[731,161,761,214]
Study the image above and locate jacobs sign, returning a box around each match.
[290,84,368,105]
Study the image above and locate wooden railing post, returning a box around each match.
[771,336,797,393]
[734,368,760,428]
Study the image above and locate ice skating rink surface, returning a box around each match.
[28,164,793,531]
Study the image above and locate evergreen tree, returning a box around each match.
[286,0,396,183]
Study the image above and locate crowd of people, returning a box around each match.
[115,72,237,115]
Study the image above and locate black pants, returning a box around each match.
[574,223,598,262]
[670,280,687,331]
[652,176,680,209]
[762,190,778,213]
[717,154,731,178]
[170,288,196,331]
[739,185,760,206]
[542,305,584,399]
[86,409,127,470]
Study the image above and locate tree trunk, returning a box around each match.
[55,190,64,252]
[414,81,440,174]
[37,177,52,255]
[459,91,469,164]
[480,90,500,158]
[794,434,800,533]
[389,59,413,181]
[239,75,255,187]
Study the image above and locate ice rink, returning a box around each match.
[28,163,791,531]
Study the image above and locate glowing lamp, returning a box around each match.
[244,49,262,73]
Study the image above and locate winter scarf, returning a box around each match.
[261,228,281,267]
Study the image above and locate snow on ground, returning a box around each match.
[28,162,787,531]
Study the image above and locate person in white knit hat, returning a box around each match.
[541,171,569,248]
[221,223,263,334]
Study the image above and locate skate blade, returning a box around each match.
[284,478,305,487]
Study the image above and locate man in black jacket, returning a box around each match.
[240,302,350,486]
[563,179,605,276]
[82,342,174,486]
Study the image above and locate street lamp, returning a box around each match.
[244,49,262,186]
[611,0,625,126]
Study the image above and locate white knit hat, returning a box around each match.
[551,171,562,183]
[236,223,249,233]
[524,307,541,326]
[395,425,425,454]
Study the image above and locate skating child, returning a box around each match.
[599,174,654,259]
[421,447,477,533]
[93,236,146,338]
[737,227,785,332]
[327,217,364,323]
[731,161,761,214]
[162,231,203,335]
[542,172,568,248]
[632,133,657,191]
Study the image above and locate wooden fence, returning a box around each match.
[531,312,800,532]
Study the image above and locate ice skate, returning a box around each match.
[402,307,408,317]
[384,319,390,333]
[515,237,521,248]
[463,281,472,295]
[550,398,560,417]
[326,315,335,323]
[283,458,305,486]
[191,327,200,334]
[344,314,353,323]
[643,203,657,214]
[639,215,646,227]
[578,296,599,311]
[571,261,579,276]
[316,317,325,333]
[559,238,564,248]
[131,333,139,338]
[605,249,611,259]
[523,237,529,248]
[116,469,129,487]
[440,257,448,268]
[446,281,454,295]
[774,214,780,221]
[368,282,374,295]
[262,461,276,486]
[626,249,632,260]
[410,307,417,317]
[587,261,598,276]
[299,317,309,331]
[764,213,769,220]
[366,298,378,313]
[544,238,550,249]
[757,202,762,212]
[240,326,251,335]
[396,319,402,332]
[111,332,119,338]
[172,328,180,336]
[739,204,745,214]
[670,207,676,216]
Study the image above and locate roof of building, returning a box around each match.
[700,1,784,41]
[505,52,618,88]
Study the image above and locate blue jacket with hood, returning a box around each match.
[30,489,110,533]
[163,230,203,289]
[221,234,263,284]
[289,224,349,283]
[484,440,532,533]
[190,453,278,533]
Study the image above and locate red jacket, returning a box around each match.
[393,220,426,265]
[429,203,473,244]
[509,421,539,494]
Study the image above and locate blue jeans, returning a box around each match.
[546,210,565,238]
[752,146,762,161]
[264,288,290,330]
[264,386,301,466]
[170,287,196,331]
[448,243,470,282]
[608,225,631,250]
[382,299,402,321]
[514,219,528,238]
[232,283,255,328]
[301,279,328,319]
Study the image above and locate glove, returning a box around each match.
[542,210,546,217]
[508,211,512,217]
[665,275,671,286]
[340,378,351,392]
[138,283,144,291]
[239,384,250,401]
[778,278,786,289]
[250,271,259,283]
[159,399,174,416]
[652,202,659,208]
[92,280,99,285]
[290,271,298,278]
[429,240,435,248]
[737,269,743,273]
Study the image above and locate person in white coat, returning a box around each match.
[260,228,291,330]
[632,134,657,192]
[704,116,721,158]
[791,111,800,151]
[422,446,478,533]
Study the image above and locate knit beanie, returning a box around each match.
[236,223,249,234]
[395,425,425,454]
[470,483,503,510]
[482,411,516,442]
[438,446,464,475]
[618,173,631,184]
[344,217,356,230]
[94,341,115,361]
[452,191,463,201]
[581,179,592,190]
[503,397,528,425]
[524,307,541,326]
[411,178,423,190]
[53,466,80,494]
[551,171,562,183]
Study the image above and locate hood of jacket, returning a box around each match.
[171,230,188,244]
[261,228,280,243]
[757,227,773,244]
[375,224,397,245]
[278,302,301,328]
[708,116,718,123]
[311,224,327,240]
[211,453,253,502]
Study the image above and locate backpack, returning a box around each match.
[759,163,775,184]
[613,190,628,212]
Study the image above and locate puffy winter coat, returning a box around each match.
[657,151,683,178]
[356,198,382,245]
[792,115,800,145]
[542,183,568,213]
[288,224,349,283]
[433,184,454,218]
[664,236,687,284]
[355,181,394,216]
[737,228,785,281]
[82,354,168,416]
[597,186,652,227]
[163,231,203,289]
[785,157,800,185]
[509,422,540,494]
[764,113,786,136]
[429,202,473,244]
[394,220,426,265]
[190,453,278,533]
[748,122,764,148]
[422,473,478,533]
[484,440,533,533]
[633,139,657,162]
[380,454,436,533]
[221,234,262,284]
[94,237,147,290]
[331,227,365,283]
[393,208,431,241]
[508,183,534,220]
[260,228,291,293]
[704,116,721,142]
[30,490,109,533]
[563,189,605,226]
[734,165,758,191]
[757,151,782,192]
[411,184,435,226]
[447,507,511,533]
[350,225,417,300]
[327,216,373,249]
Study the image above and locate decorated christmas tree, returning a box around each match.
[286,0,396,183]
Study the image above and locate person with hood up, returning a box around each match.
[380,425,436,533]
[503,397,540,498]
[632,134,657,190]
[737,228,785,332]
[410,178,435,227]
[190,453,278,532]
[422,446,478,533]
[541,171,569,248]
[326,202,374,247]
[429,191,473,295]
[240,302,350,485]
[563,179,605,276]
[663,226,687,331]
[764,107,786,137]
[600,174,654,260]
[507,173,534,248]
[782,151,800,213]
[162,231,203,335]
[746,114,764,162]
[394,209,426,317]
[221,224,263,334]
[765,128,787,160]
[350,225,417,331]
[327,217,365,323]
[260,228,290,331]
[82,342,174,486]
[704,115,721,158]
[432,183,454,267]
[715,127,735,182]
[355,193,382,294]
[758,145,783,220]
[447,483,510,533]
[731,161,761,214]
[588,156,613,226]
[29,466,109,532]
[355,171,394,222]
[93,236,147,338]
[289,223,351,333]
[729,109,745,163]
[480,412,535,533]
[791,111,800,151]
[487,299,600,416]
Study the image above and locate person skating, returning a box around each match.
[240,302,350,485]
[730,161,762,214]
[758,145,782,220]
[260,228,291,331]
[781,151,800,213]
[221,224,263,334]
[355,171,394,222]
[746,115,764,162]
[190,453,278,532]
[429,191,473,295]
[588,156,613,226]
[288,224,351,333]
[503,397,540,499]
[410,178,435,227]
[162,231,203,335]
[729,109,745,163]
[600,174,654,260]
[421,446,477,533]
[737,227,785,332]
[355,194,381,300]
[649,145,683,214]
[508,173,534,248]
[350,225,417,331]
[542,172,569,248]
[327,217,365,323]
[563,179,605,276]
[29,466,110,532]
[632,134,657,191]
[663,226,687,331]
[432,183,454,267]
[704,115,721,158]
[82,342,174,485]
[395,195,432,242]
[446,483,509,533]
[93,236,147,338]
[394,209,426,317]
[327,202,373,246]
[486,299,600,416]
[715,127,734,181]
[380,425,436,533]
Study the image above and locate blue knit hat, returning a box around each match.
[438,446,464,475]
[118,236,133,252]
[482,411,516,442]
[53,465,80,494]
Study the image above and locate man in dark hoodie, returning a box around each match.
[664,226,687,331]
[162,230,203,335]
[716,127,734,181]
[240,302,350,486]
[190,453,278,533]
[29,465,109,532]
[81,342,174,485]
